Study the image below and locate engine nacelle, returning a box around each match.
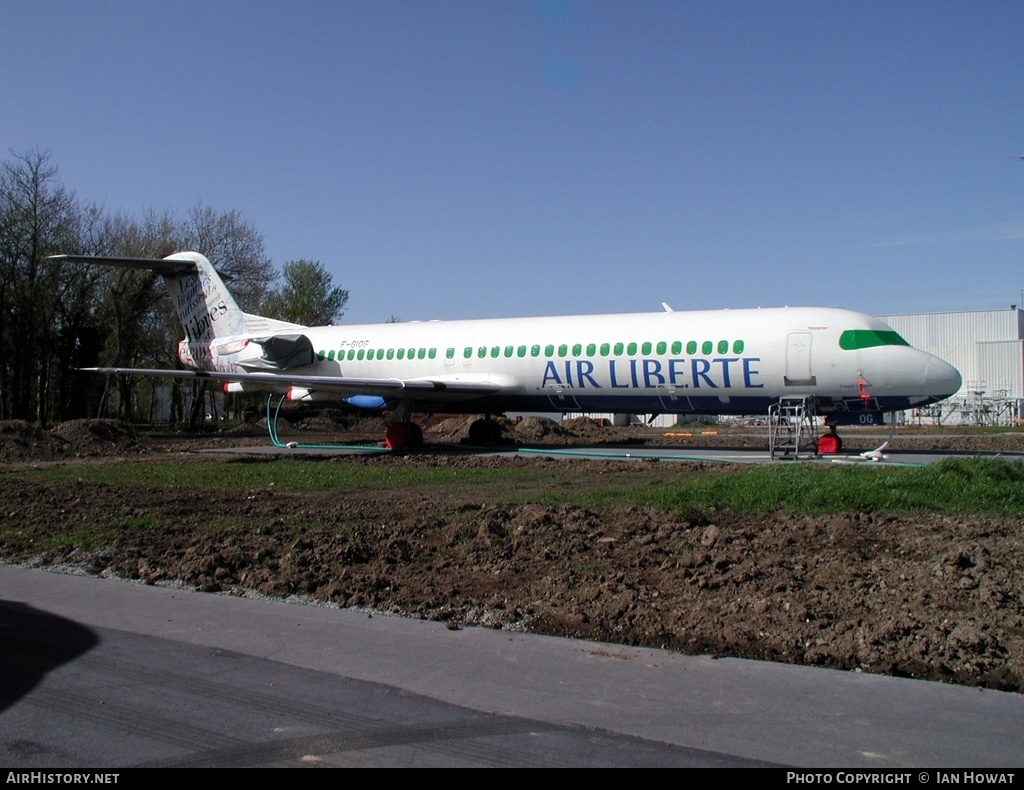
[345,395,388,410]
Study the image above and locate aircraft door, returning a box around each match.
[784,332,817,387]
[658,387,693,413]
[547,390,582,411]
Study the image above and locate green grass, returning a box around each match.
[4,458,556,492]
[39,514,159,551]
[6,456,1024,517]
[598,457,1024,517]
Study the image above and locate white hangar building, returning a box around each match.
[876,307,1024,424]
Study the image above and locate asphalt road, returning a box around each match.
[2,565,1023,768]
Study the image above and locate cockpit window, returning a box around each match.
[839,329,911,350]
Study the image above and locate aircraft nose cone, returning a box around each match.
[925,355,961,398]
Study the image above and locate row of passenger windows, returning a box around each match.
[457,339,746,359]
[318,347,438,362]
[316,339,746,363]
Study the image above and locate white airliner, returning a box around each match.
[54,252,962,449]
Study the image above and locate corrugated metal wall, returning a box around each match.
[977,340,1024,399]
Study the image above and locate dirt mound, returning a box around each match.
[51,419,142,455]
[222,421,269,436]
[54,420,141,450]
[348,416,390,436]
[902,434,1024,453]
[0,420,68,461]
[296,415,348,433]
[255,417,299,435]
[560,416,606,439]
[428,417,472,444]
[511,416,567,441]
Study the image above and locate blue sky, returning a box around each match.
[3,1,1022,324]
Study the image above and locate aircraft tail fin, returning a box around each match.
[50,251,305,342]
[159,251,245,342]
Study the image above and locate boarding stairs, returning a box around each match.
[768,396,818,460]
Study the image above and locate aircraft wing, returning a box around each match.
[81,367,503,400]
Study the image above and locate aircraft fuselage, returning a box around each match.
[55,252,962,423]
[207,306,961,416]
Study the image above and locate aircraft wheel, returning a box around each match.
[385,422,423,450]
[385,422,410,450]
[468,418,501,444]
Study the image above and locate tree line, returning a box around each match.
[0,150,348,427]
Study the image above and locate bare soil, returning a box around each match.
[2,417,1023,693]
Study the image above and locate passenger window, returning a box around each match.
[718,340,729,354]
[701,341,713,355]
[572,343,582,356]
[671,341,681,354]
[613,342,624,355]
[600,343,610,356]
[627,342,637,355]
[517,345,527,358]
[733,340,744,354]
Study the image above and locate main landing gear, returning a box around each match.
[387,415,502,450]
[385,401,424,450]
[263,396,504,452]
[384,421,423,450]
[467,416,502,444]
